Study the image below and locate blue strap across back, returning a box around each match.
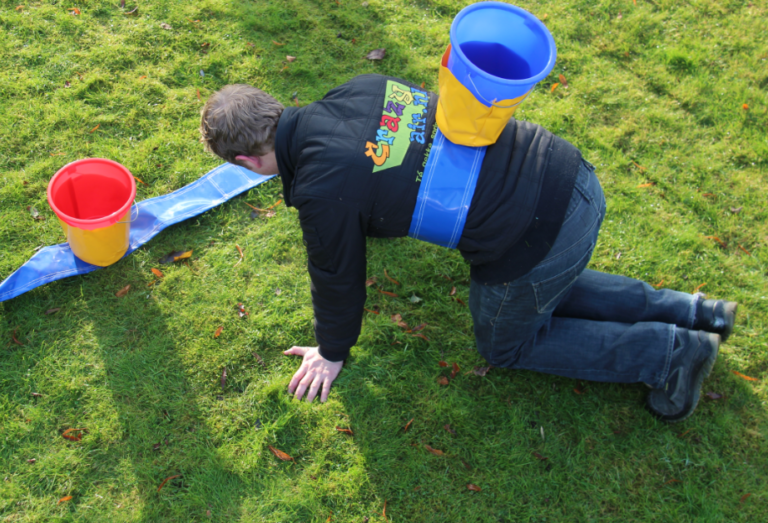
[0,164,275,303]
[408,128,487,248]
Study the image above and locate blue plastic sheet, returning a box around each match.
[408,128,487,248]
[0,163,275,303]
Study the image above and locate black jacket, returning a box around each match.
[275,74,580,361]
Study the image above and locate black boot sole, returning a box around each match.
[719,302,737,343]
[646,332,720,423]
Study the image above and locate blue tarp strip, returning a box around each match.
[0,164,275,303]
[408,128,486,249]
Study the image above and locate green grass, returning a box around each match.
[1,0,767,521]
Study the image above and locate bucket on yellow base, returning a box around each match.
[437,2,557,146]
[47,158,137,267]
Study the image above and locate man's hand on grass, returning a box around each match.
[283,346,343,403]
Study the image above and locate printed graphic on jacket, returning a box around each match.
[364,81,429,173]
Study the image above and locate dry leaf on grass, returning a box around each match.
[438,361,448,367]
[404,418,413,432]
[732,370,758,382]
[379,289,398,297]
[533,452,549,461]
[214,326,223,338]
[58,495,73,504]
[159,250,192,264]
[115,285,130,298]
[450,362,460,379]
[62,428,87,441]
[151,268,164,278]
[467,484,482,492]
[11,330,24,347]
[124,7,138,16]
[424,444,444,456]
[437,376,449,386]
[286,55,296,62]
[704,235,726,247]
[365,276,378,287]
[559,74,569,88]
[157,474,182,492]
[550,83,559,93]
[384,269,400,285]
[472,365,491,377]
[705,392,723,400]
[444,424,456,435]
[89,124,100,133]
[335,426,354,435]
[268,445,294,461]
[366,48,386,60]
[412,333,429,341]
[160,23,172,30]
[272,40,285,46]
[220,367,227,391]
[28,207,43,220]
[252,352,266,367]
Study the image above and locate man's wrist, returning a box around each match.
[318,345,348,362]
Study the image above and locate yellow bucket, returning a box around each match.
[47,159,137,267]
[436,45,531,147]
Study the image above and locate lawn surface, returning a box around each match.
[1,0,767,521]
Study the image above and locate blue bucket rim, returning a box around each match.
[449,1,557,87]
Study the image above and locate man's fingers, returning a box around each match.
[283,346,307,357]
[306,376,323,403]
[288,366,307,394]
[320,378,332,403]
[294,373,314,401]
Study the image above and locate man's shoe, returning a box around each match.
[692,299,737,343]
[646,329,720,423]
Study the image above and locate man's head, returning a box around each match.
[200,84,284,166]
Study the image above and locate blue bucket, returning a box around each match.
[447,2,556,107]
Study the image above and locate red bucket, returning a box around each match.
[47,158,136,266]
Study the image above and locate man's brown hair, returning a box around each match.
[200,84,284,163]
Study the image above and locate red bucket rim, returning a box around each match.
[47,158,136,230]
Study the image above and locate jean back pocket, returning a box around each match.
[532,245,594,314]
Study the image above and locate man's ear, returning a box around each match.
[234,155,263,171]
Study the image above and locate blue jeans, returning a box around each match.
[469,160,700,389]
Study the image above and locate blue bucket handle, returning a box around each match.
[465,73,531,109]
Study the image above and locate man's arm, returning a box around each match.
[285,198,368,401]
